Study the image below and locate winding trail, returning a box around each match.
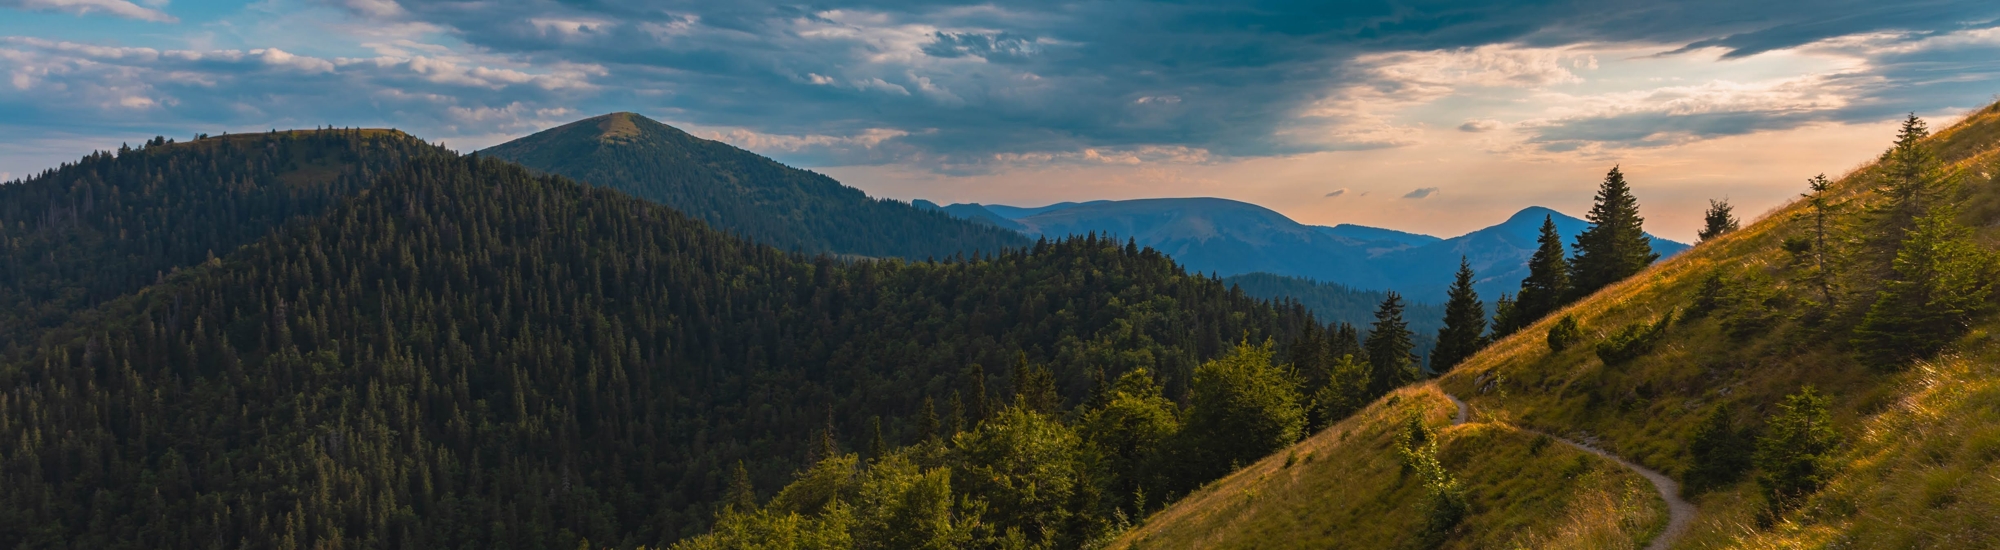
[1441,392,1694,550]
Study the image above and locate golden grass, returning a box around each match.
[1109,385,1665,550]
[597,113,645,142]
[1429,98,2000,549]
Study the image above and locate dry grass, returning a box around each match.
[1109,385,1664,550]
[1431,98,2000,549]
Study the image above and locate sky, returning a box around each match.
[4,1,2000,240]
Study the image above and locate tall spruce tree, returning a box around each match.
[1875,114,1946,241]
[1569,166,1659,298]
[1698,198,1740,242]
[1853,206,1995,369]
[1364,292,1418,398]
[1516,215,1574,324]
[1430,257,1487,373]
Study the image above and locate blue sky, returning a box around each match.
[5,0,2000,239]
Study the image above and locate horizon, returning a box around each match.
[6,1,2000,241]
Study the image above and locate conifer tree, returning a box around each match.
[1698,198,1740,242]
[1328,322,1364,365]
[965,364,990,424]
[1309,354,1370,431]
[1013,353,1062,414]
[1683,405,1752,496]
[1801,174,1838,307]
[1853,206,1995,369]
[1177,341,1305,485]
[1876,114,1946,239]
[1515,216,1573,323]
[1364,293,1418,397]
[1490,293,1520,338]
[1569,166,1658,298]
[1430,257,1487,373]
[725,461,758,512]
[1755,387,1841,515]
[916,397,941,442]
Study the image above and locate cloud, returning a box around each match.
[7,0,2000,176]
[1403,187,1441,199]
[1460,119,1503,132]
[1325,188,1348,197]
[5,0,176,22]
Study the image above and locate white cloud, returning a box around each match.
[9,0,176,23]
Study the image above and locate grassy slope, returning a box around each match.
[1118,100,2000,549]
[1437,100,2000,548]
[1110,386,1664,550]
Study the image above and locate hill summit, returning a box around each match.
[484,112,1027,259]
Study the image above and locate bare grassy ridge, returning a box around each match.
[1438,99,2000,548]
[1110,386,1664,550]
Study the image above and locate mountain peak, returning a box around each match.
[1504,205,1567,225]
[592,112,648,142]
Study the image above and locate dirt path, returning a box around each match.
[1440,392,1694,550]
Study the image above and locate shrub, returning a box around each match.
[1547,315,1583,352]
[1595,312,1672,366]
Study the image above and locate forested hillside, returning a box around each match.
[0,129,446,350]
[0,154,1318,548]
[482,112,1027,259]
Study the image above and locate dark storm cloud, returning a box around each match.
[335,0,2000,165]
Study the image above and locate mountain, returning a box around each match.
[921,197,1689,303]
[912,199,1027,231]
[1312,224,1441,247]
[482,112,1027,259]
[0,129,446,350]
[1008,197,1395,284]
[1116,101,2000,548]
[0,149,1319,547]
[980,200,1109,219]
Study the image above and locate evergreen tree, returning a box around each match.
[1569,166,1659,298]
[1364,293,1418,397]
[1682,405,1753,496]
[1430,257,1487,373]
[1801,174,1839,307]
[1853,207,1996,369]
[724,461,759,512]
[1328,322,1364,365]
[917,397,941,442]
[1515,215,1573,324]
[1012,353,1062,414]
[1874,114,1946,241]
[1698,199,1740,242]
[1755,387,1841,516]
[1490,293,1521,338]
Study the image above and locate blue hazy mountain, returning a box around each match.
[1312,224,1442,247]
[980,200,1111,219]
[912,200,1027,231]
[921,198,1690,303]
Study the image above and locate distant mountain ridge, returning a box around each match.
[485,112,1028,259]
[920,197,1690,302]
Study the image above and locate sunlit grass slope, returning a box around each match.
[1438,99,2000,548]
[1110,386,1664,550]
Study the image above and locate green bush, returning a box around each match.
[1595,312,1672,366]
[1546,315,1584,352]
